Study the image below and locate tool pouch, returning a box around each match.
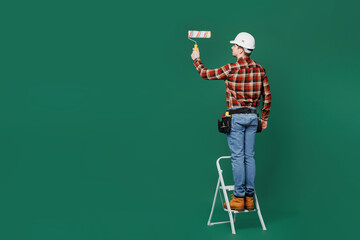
[218,115,232,134]
[256,118,262,133]
[218,112,262,134]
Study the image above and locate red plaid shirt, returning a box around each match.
[193,56,271,121]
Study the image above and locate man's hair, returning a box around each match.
[244,49,252,57]
[236,45,252,57]
[241,47,252,57]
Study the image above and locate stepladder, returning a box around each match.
[207,156,267,234]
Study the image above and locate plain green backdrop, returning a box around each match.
[0,0,359,239]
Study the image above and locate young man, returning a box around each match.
[191,32,271,211]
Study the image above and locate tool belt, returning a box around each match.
[228,108,257,114]
[218,108,262,134]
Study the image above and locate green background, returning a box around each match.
[1,0,359,239]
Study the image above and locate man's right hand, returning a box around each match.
[191,47,200,60]
[261,120,267,130]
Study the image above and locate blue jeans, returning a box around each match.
[227,106,258,197]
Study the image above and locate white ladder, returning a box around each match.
[207,156,267,234]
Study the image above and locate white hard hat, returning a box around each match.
[230,32,255,52]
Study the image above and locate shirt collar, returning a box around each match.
[237,56,250,62]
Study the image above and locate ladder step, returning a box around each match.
[223,208,257,213]
[219,185,234,191]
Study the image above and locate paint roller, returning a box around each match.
[188,30,211,51]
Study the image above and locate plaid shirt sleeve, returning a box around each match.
[193,58,230,80]
[261,71,271,121]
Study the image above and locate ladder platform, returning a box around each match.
[223,208,257,213]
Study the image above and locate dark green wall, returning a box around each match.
[0,0,359,239]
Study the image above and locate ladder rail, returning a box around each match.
[207,177,221,226]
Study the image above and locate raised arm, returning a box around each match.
[193,58,230,80]
[191,47,230,80]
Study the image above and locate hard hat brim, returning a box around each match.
[230,40,255,50]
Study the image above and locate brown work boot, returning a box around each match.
[223,195,244,211]
[245,196,254,210]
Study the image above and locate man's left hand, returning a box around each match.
[191,47,200,60]
[260,120,268,130]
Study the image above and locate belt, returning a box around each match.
[228,108,257,115]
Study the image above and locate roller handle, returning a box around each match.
[194,44,198,51]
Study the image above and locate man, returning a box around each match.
[191,32,271,211]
